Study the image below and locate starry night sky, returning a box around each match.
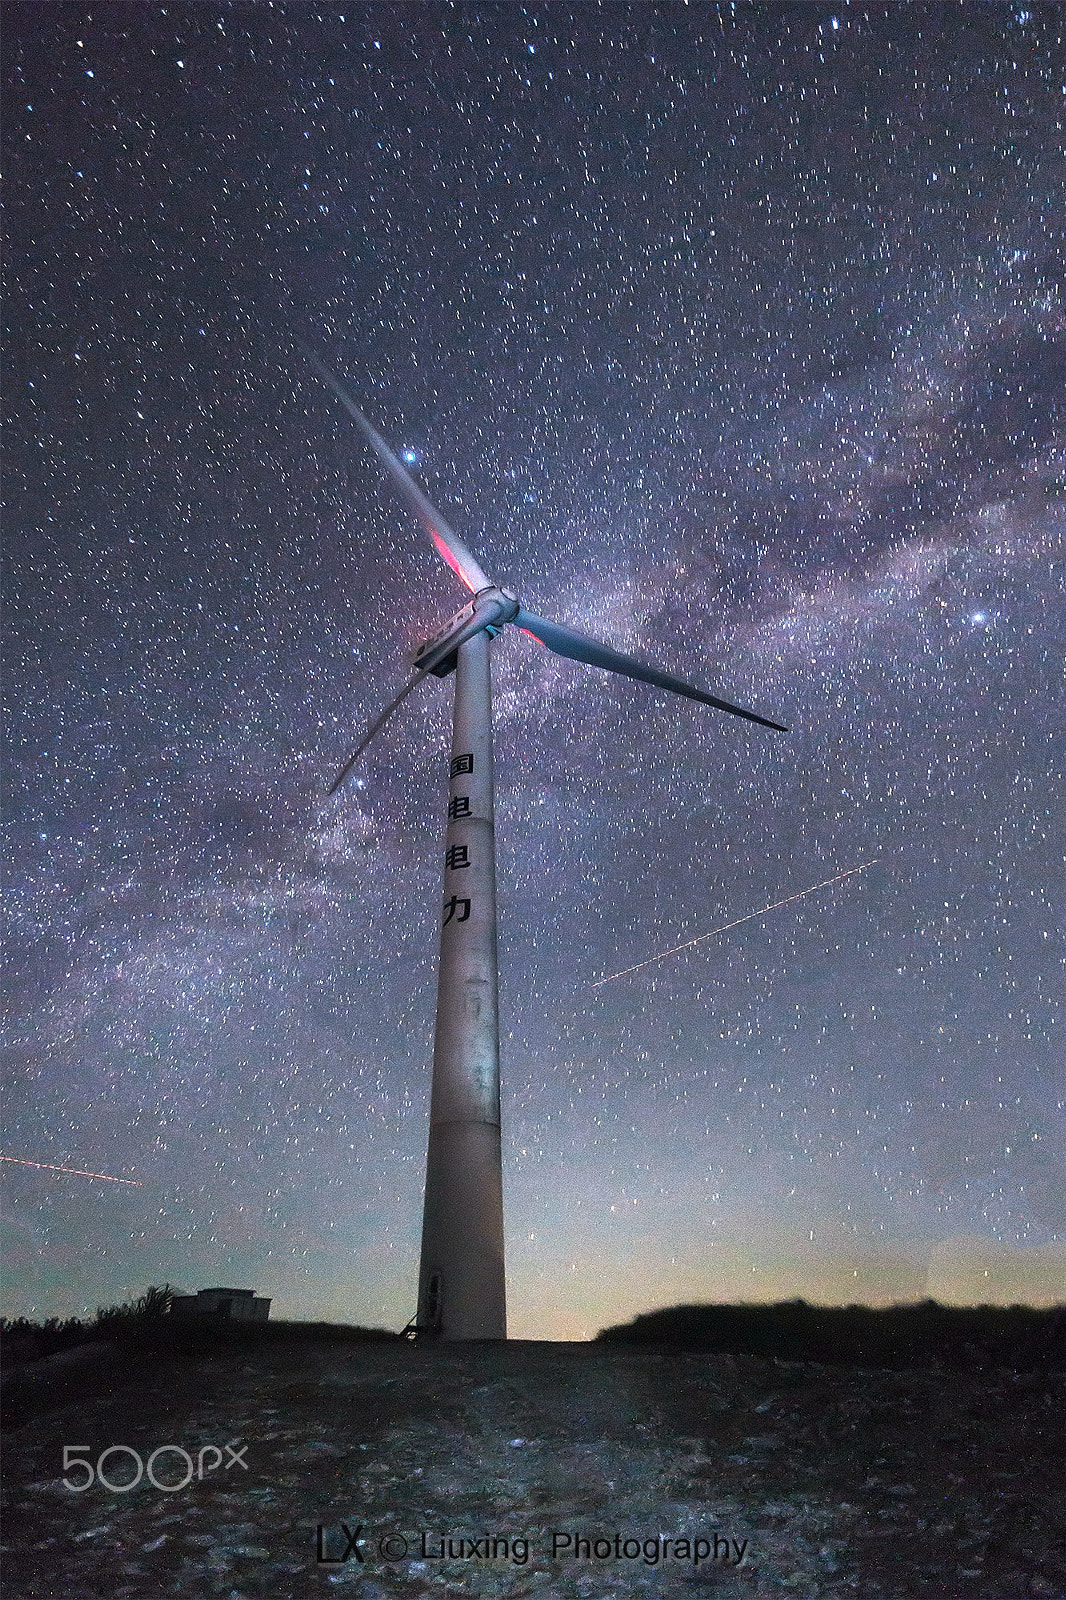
[3,2,1064,1338]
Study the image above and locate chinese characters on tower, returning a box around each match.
[443,754,475,927]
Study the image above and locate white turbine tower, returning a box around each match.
[306,350,787,1342]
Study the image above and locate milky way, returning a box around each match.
[3,3,1064,1335]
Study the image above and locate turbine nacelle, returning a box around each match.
[412,587,521,678]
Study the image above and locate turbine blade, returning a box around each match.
[301,346,491,594]
[514,609,787,732]
[328,670,429,796]
[329,594,509,792]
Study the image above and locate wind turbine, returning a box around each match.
[305,350,787,1341]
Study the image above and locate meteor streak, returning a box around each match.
[592,859,880,987]
[0,1154,143,1185]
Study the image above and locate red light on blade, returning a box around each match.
[430,528,477,591]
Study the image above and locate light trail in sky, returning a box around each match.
[592,860,881,987]
[0,1154,143,1186]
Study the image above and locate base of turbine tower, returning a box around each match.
[416,1119,506,1341]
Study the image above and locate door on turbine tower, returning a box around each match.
[420,1271,443,1338]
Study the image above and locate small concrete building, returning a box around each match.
[170,1287,270,1322]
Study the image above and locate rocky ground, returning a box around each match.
[2,1337,1063,1599]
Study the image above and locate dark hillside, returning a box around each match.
[1,1286,398,1376]
[596,1298,1066,1372]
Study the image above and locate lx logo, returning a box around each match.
[316,1524,364,1564]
